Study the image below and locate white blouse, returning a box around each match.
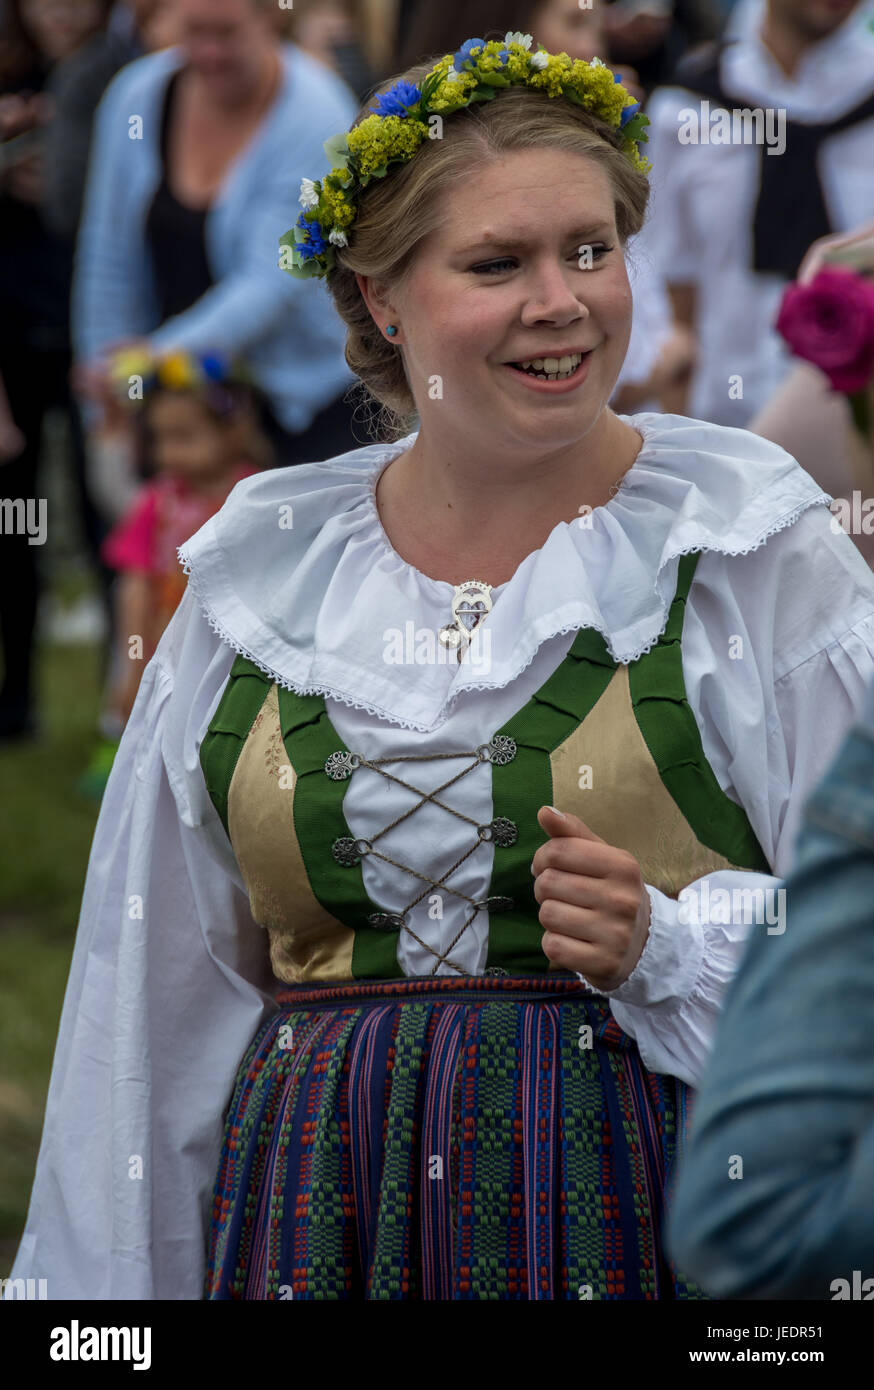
[10,411,874,1300]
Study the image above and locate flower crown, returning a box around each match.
[280,32,649,282]
[107,347,251,408]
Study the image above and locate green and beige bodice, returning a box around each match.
[199,552,769,983]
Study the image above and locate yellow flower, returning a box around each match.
[503,51,532,82]
[347,112,382,143]
[108,347,153,385]
[320,181,355,228]
[626,143,652,175]
[159,352,199,390]
[347,113,428,176]
[429,72,479,111]
[475,43,504,74]
[525,53,575,98]
[575,64,626,123]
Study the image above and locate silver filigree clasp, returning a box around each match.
[367,910,406,932]
[438,580,493,660]
[476,817,518,847]
[324,750,360,781]
[331,836,371,866]
[476,735,517,765]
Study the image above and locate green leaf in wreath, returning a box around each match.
[294,256,324,279]
[623,111,650,145]
[323,131,351,168]
[420,70,446,101]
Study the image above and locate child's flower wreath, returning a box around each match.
[105,347,252,411]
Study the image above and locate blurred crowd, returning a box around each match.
[3,0,874,1304]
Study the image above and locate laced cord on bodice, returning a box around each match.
[325,735,518,975]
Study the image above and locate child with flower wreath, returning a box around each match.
[77,350,269,797]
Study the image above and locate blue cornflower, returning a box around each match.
[620,101,641,128]
[200,354,227,382]
[296,211,327,259]
[369,80,422,118]
[453,38,486,71]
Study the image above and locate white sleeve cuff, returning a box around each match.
[575,883,705,1008]
[575,873,785,1086]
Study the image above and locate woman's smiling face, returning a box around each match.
[378,147,634,454]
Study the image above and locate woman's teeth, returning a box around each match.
[512,351,584,380]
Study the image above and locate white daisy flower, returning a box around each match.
[445,68,463,84]
[529,51,549,71]
[328,229,348,247]
[298,177,320,209]
[589,56,607,68]
[504,32,533,50]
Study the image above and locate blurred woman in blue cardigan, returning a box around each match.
[72,0,362,465]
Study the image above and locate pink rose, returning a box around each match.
[776,266,874,394]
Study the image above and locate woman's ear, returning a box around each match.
[355,271,395,331]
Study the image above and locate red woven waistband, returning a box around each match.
[274,973,596,1009]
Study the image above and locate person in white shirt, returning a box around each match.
[639,0,874,427]
[7,31,874,1302]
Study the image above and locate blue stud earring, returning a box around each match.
[385,325,397,337]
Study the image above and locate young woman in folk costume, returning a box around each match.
[10,33,874,1301]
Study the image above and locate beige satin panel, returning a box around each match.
[227,682,355,982]
[550,665,743,899]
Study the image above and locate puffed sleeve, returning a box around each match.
[7,586,276,1300]
[581,507,874,1087]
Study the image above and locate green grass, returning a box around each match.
[0,636,104,1271]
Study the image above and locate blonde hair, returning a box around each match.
[327,62,651,441]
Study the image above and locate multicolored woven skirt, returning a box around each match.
[205,974,707,1300]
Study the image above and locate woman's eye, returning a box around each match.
[579,244,612,264]
[471,245,612,275]
[472,258,517,275]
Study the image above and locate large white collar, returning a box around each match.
[178,412,829,732]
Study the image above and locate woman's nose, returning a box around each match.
[521,258,591,323]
